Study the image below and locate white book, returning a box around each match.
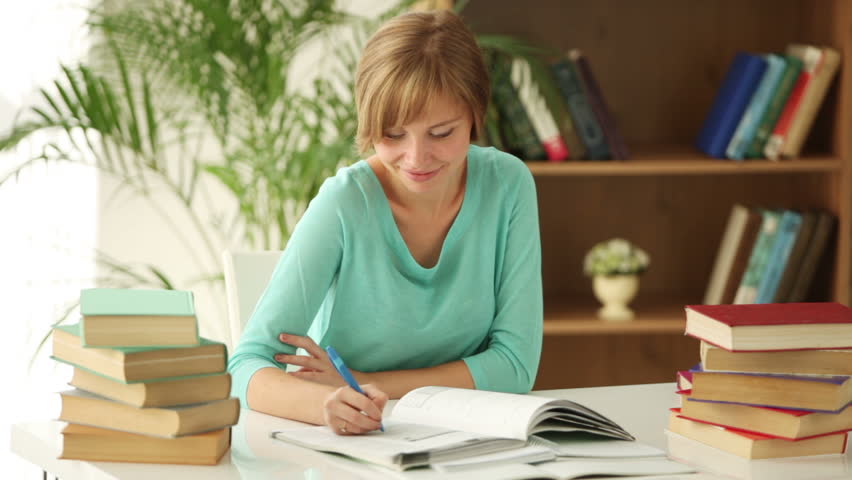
[271,386,633,470]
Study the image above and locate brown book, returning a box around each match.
[679,391,852,440]
[61,423,230,465]
[780,45,841,158]
[52,323,226,383]
[667,411,847,459]
[772,211,817,302]
[70,367,231,408]
[704,204,751,304]
[700,340,852,376]
[788,211,836,302]
[717,207,763,304]
[59,389,240,437]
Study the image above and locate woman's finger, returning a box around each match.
[279,333,326,359]
[325,387,383,434]
[361,384,389,413]
[274,353,323,370]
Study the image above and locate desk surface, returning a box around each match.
[11,383,852,480]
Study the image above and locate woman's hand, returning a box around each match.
[323,384,388,435]
[275,333,366,387]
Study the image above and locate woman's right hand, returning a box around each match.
[323,384,388,435]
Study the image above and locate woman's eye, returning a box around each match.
[432,129,454,138]
[384,132,404,140]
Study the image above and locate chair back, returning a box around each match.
[222,250,281,352]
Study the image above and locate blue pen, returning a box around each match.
[325,346,384,432]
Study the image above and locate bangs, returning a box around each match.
[370,57,456,138]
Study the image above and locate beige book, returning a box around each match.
[61,423,230,465]
[70,367,231,408]
[59,389,240,437]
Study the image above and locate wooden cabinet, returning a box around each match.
[462,0,852,389]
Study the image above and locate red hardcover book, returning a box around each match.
[684,302,852,352]
[668,409,848,459]
[677,390,852,440]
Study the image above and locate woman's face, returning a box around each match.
[373,93,472,195]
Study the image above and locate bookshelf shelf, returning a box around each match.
[526,149,840,176]
[543,296,688,335]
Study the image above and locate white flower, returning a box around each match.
[583,238,650,277]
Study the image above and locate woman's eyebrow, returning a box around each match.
[429,116,462,128]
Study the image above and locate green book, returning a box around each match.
[491,56,547,160]
[733,210,783,304]
[52,323,227,383]
[744,55,803,158]
[79,288,199,347]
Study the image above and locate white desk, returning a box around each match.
[10,383,852,479]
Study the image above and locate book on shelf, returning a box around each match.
[687,365,852,412]
[684,302,852,352]
[700,340,852,376]
[509,57,570,162]
[771,210,818,302]
[80,288,199,347]
[744,55,803,158]
[491,55,547,161]
[667,412,848,459]
[60,423,230,465]
[569,49,629,160]
[59,388,240,437]
[678,390,852,440]
[703,204,753,304]
[778,45,841,159]
[69,367,232,408]
[718,206,764,305]
[271,385,633,470]
[696,52,767,159]
[763,45,823,160]
[52,323,227,383]
[550,56,610,160]
[754,209,803,303]
[546,83,587,161]
[733,209,782,304]
[788,211,836,302]
[725,53,787,160]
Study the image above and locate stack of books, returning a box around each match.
[696,43,840,161]
[667,302,852,459]
[51,288,238,465]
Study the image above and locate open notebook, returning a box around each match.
[271,386,634,470]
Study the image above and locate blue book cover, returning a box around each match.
[725,54,787,160]
[696,52,768,158]
[551,58,610,160]
[754,210,803,303]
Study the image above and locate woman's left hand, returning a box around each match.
[275,333,359,387]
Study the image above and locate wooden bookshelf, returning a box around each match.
[462,0,852,390]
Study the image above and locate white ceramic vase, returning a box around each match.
[592,274,639,322]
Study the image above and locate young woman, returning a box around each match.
[228,9,542,436]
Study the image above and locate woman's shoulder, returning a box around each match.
[310,160,378,213]
[469,145,535,192]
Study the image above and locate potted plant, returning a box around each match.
[583,238,650,321]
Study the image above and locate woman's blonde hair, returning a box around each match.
[354,10,489,155]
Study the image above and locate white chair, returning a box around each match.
[222,250,282,353]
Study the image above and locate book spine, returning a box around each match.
[551,59,611,160]
[491,58,547,161]
[734,210,782,304]
[572,50,630,160]
[745,56,802,158]
[764,45,822,160]
[510,57,570,162]
[726,54,786,160]
[780,47,841,158]
[754,210,803,303]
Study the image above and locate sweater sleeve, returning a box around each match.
[227,179,345,408]
[463,163,543,393]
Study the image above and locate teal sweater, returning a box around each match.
[228,145,543,407]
